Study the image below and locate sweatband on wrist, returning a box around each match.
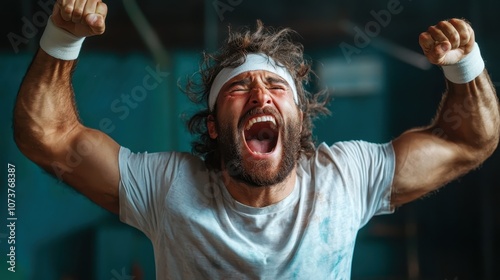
[40,17,85,60]
[441,42,484,84]
[209,53,298,111]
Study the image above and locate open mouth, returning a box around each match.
[243,115,279,155]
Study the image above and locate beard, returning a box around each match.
[216,107,302,187]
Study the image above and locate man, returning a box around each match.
[13,0,499,278]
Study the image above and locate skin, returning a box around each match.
[13,1,500,214]
[207,71,303,207]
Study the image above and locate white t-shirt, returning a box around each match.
[119,141,395,279]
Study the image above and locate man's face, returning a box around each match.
[208,70,302,187]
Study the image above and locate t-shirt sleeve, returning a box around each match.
[118,146,180,238]
[326,141,395,227]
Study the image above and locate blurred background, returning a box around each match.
[1,0,499,279]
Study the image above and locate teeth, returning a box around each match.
[245,115,277,130]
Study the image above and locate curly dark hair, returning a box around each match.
[184,20,330,170]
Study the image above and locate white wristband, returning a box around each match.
[40,17,85,60]
[441,42,484,84]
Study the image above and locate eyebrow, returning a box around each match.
[224,75,289,91]
[265,76,288,85]
[265,76,289,87]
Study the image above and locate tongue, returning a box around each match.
[247,139,273,154]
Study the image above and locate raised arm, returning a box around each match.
[391,19,500,206]
[13,0,121,214]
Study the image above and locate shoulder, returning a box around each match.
[299,141,393,167]
[118,147,208,181]
[297,141,394,186]
[119,147,203,166]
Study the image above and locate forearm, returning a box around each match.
[13,49,81,164]
[430,70,500,162]
[391,19,499,206]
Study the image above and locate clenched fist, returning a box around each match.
[419,18,475,66]
[52,0,108,37]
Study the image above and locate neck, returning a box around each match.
[221,167,297,208]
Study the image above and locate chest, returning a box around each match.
[160,172,358,278]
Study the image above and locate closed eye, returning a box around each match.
[265,77,289,92]
[225,78,251,94]
[230,87,250,93]
[266,83,288,93]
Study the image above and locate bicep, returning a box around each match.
[48,125,121,214]
[391,129,475,206]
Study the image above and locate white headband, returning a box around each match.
[208,53,298,111]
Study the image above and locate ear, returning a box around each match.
[207,114,218,139]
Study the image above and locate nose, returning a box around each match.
[249,85,272,107]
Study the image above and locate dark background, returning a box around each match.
[1,0,499,279]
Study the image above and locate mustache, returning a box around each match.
[237,107,283,130]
